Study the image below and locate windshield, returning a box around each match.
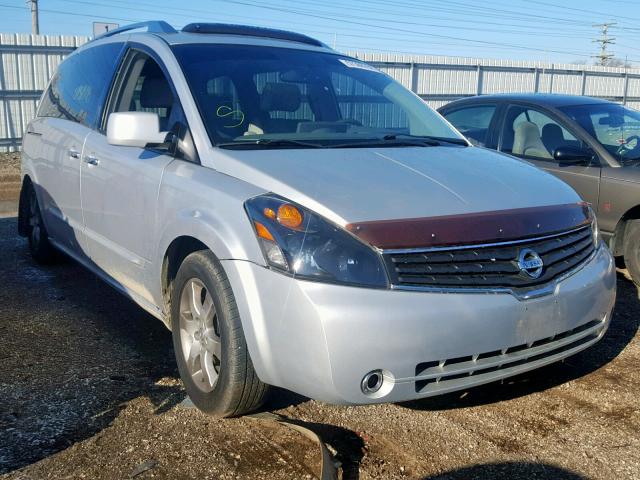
[172,44,465,148]
[560,103,640,164]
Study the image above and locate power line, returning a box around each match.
[221,0,600,59]
[593,22,617,66]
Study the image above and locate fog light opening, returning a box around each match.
[361,370,383,395]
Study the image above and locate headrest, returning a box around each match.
[515,121,541,138]
[260,82,301,112]
[542,123,564,141]
[140,77,174,109]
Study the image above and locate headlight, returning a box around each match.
[245,194,388,288]
[589,206,601,247]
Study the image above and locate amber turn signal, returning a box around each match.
[263,207,276,220]
[277,204,304,229]
[254,221,275,241]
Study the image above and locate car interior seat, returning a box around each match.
[513,121,552,159]
[257,82,304,133]
[541,123,567,154]
[139,76,174,131]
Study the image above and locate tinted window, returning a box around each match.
[38,43,124,128]
[501,105,583,160]
[108,51,179,132]
[172,44,463,147]
[444,105,496,146]
[561,103,640,164]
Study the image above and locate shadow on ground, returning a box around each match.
[423,461,587,479]
[0,217,184,473]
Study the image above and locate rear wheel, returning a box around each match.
[171,250,269,417]
[623,220,640,287]
[26,185,57,264]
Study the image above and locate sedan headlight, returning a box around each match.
[245,194,388,288]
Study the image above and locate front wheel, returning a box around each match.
[623,220,640,287]
[171,250,269,417]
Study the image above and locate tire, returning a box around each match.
[25,184,58,264]
[171,250,269,417]
[623,220,640,287]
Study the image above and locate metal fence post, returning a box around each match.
[410,62,419,94]
[476,64,483,95]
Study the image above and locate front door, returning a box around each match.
[80,49,181,301]
[499,104,601,208]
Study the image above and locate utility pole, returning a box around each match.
[28,0,39,35]
[592,22,616,66]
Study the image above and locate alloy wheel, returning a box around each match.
[178,278,221,392]
[28,189,41,246]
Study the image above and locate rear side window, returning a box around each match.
[38,43,124,128]
[443,105,496,147]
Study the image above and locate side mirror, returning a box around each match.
[553,146,593,166]
[107,112,168,148]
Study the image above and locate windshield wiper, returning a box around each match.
[384,134,469,146]
[217,139,326,149]
[329,136,441,149]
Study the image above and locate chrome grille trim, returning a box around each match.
[383,225,598,300]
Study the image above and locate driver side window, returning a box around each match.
[502,106,582,161]
[107,50,183,134]
[105,50,197,162]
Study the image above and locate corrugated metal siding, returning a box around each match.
[0,32,88,151]
[348,51,640,110]
[2,37,640,151]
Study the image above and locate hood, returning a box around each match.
[213,145,580,226]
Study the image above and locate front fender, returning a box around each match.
[148,160,268,307]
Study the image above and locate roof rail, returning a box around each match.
[182,23,327,48]
[93,21,176,41]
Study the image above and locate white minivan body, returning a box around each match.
[19,22,616,416]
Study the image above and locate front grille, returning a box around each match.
[384,225,594,292]
[414,319,604,394]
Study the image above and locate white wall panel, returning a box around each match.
[1,41,640,151]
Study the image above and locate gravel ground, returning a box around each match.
[0,156,638,479]
[0,152,21,216]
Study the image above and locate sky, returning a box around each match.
[1,0,640,66]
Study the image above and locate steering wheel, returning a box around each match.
[616,135,640,157]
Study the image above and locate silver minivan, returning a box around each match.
[19,21,616,416]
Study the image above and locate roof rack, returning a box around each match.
[93,21,176,41]
[182,23,327,48]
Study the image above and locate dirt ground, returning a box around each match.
[0,152,20,216]
[0,153,638,479]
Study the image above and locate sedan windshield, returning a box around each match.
[172,44,465,148]
[560,103,640,163]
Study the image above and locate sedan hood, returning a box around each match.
[214,146,580,226]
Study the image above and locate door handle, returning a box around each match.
[68,148,80,159]
[26,130,42,137]
[84,154,100,166]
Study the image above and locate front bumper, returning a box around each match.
[222,245,616,404]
